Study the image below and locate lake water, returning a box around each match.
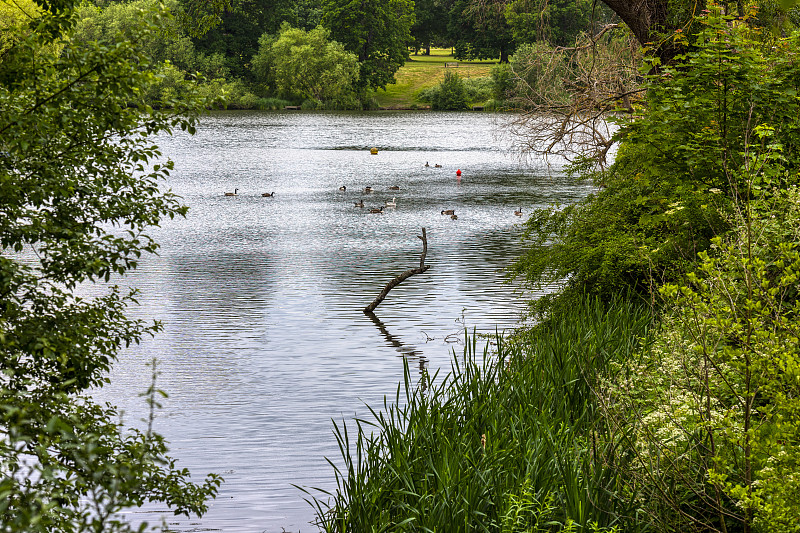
[91,110,594,531]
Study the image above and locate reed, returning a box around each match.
[303,296,653,532]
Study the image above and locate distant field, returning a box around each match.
[374,48,497,109]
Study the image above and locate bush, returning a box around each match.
[301,98,322,110]
[192,78,256,109]
[429,70,469,110]
[360,95,381,110]
[604,181,800,532]
[490,62,514,100]
[251,97,292,110]
[325,93,363,110]
[416,84,437,103]
[462,76,493,104]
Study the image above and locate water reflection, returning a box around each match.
[365,311,427,366]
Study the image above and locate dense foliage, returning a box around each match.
[47,0,627,110]
[448,0,516,62]
[605,188,800,531]
[0,0,222,530]
[505,0,615,47]
[251,23,359,107]
[421,70,469,110]
[509,5,800,531]
[321,0,415,91]
[513,6,800,315]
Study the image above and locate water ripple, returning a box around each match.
[89,110,593,532]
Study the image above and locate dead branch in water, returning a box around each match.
[364,228,430,314]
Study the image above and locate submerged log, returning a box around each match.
[364,227,430,314]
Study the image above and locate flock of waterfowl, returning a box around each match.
[222,164,525,219]
[346,183,462,218]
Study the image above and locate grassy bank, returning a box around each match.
[374,48,497,109]
[305,296,653,532]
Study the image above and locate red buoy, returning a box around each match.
[456,169,462,176]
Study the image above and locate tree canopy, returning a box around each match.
[0,0,222,529]
[448,0,515,62]
[251,23,360,105]
[322,0,415,90]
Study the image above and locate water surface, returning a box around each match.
[92,110,594,531]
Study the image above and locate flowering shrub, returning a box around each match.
[604,163,800,532]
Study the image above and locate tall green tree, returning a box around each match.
[291,0,325,30]
[188,0,296,80]
[251,23,360,104]
[322,0,415,90]
[0,0,221,530]
[411,0,449,54]
[505,0,616,46]
[72,0,229,79]
[447,0,514,62]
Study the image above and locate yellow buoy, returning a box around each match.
[370,147,378,155]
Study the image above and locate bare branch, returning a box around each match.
[364,228,430,314]
[501,24,643,167]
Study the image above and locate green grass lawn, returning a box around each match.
[374,48,497,109]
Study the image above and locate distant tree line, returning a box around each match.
[67,0,615,109]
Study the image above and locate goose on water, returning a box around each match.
[369,206,384,214]
[385,197,397,208]
[364,186,373,193]
[354,199,364,207]
[339,185,347,191]
[514,207,523,216]
[441,209,455,215]
[388,185,400,190]
[224,188,238,196]
[262,191,275,197]
[450,214,458,220]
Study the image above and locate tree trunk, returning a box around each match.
[600,0,700,66]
